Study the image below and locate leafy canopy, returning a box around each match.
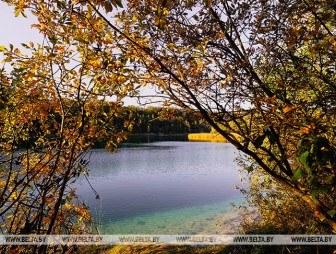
[2,0,336,242]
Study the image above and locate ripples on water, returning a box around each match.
[74,141,246,234]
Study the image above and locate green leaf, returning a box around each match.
[327,210,336,218]
[246,165,254,173]
[299,151,309,165]
[292,168,304,181]
[49,36,58,45]
[299,151,312,175]
[21,43,29,49]
[318,212,326,221]
[308,177,317,185]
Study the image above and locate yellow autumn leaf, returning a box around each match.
[283,105,295,113]
[14,8,22,17]
[167,43,175,50]
[163,8,170,15]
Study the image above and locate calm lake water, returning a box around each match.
[74,141,246,234]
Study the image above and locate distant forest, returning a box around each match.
[115,106,211,134]
[13,103,211,150]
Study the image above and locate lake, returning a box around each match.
[74,140,246,234]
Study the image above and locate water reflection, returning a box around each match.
[74,141,245,233]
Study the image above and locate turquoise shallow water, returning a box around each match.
[102,198,245,234]
[74,141,246,234]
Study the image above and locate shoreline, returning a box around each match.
[98,200,256,235]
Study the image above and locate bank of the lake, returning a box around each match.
[188,133,227,142]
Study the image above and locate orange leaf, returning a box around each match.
[283,105,295,114]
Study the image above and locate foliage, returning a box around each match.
[2,0,336,249]
[90,0,335,232]
[120,106,210,134]
[236,166,335,254]
[0,2,138,253]
[237,164,331,234]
